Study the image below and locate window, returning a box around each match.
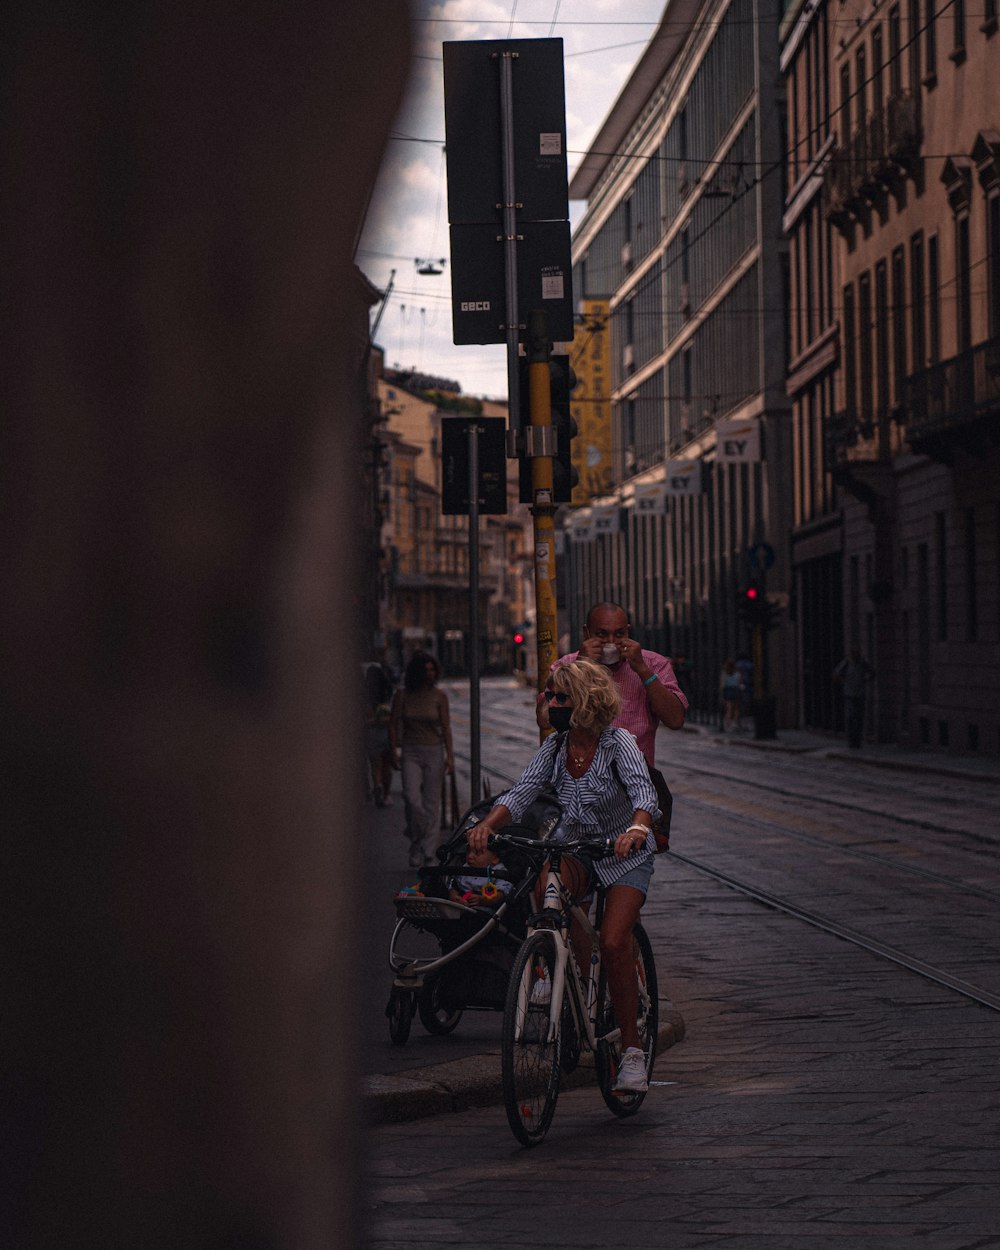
[925,0,937,79]
[843,283,857,418]
[839,63,851,146]
[935,511,947,640]
[872,26,884,114]
[989,194,1000,338]
[891,247,906,405]
[956,214,972,353]
[966,507,978,641]
[952,0,966,56]
[888,8,902,96]
[859,271,873,422]
[910,231,926,370]
[855,46,867,127]
[928,233,941,363]
[908,0,922,89]
[875,260,889,418]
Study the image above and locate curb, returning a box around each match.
[364,1007,686,1126]
[692,723,1000,786]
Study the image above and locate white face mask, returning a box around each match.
[600,643,620,666]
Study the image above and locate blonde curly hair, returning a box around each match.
[549,658,621,734]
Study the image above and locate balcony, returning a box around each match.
[823,93,921,233]
[904,338,1000,461]
[824,409,890,506]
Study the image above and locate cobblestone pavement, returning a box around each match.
[364,851,1000,1249]
[363,681,1000,1247]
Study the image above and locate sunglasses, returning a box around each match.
[543,689,572,705]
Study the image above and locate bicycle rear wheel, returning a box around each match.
[596,922,658,1118]
[501,931,562,1146]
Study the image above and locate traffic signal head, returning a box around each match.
[517,354,580,505]
[550,356,579,504]
[737,583,762,626]
[513,631,525,645]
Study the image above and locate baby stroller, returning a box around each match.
[385,790,561,1045]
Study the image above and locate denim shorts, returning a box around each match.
[610,853,655,897]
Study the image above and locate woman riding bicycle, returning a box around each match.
[467,658,659,1094]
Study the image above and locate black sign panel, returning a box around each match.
[441,417,508,515]
[449,219,573,345]
[443,39,569,226]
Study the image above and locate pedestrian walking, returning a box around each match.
[389,651,454,867]
[719,658,743,732]
[363,648,395,806]
[833,646,875,749]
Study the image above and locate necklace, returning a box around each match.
[568,737,597,767]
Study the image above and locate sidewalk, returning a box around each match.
[684,718,1000,786]
[363,722,999,1126]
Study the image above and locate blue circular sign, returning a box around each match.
[747,542,775,571]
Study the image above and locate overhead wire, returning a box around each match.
[376,0,976,401]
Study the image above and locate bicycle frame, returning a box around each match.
[516,847,619,1056]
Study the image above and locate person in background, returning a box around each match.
[363,648,395,806]
[735,652,753,730]
[719,658,743,732]
[389,650,454,867]
[535,602,687,763]
[833,646,875,749]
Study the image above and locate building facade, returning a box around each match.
[375,373,535,677]
[785,0,1000,752]
[565,0,793,724]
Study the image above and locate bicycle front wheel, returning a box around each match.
[501,931,562,1146]
[596,922,658,1118]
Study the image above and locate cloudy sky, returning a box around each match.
[356,0,667,398]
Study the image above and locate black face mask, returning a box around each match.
[548,706,572,734]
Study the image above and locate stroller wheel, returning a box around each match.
[417,980,463,1035]
[386,988,415,1046]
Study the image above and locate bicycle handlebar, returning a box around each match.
[487,830,616,858]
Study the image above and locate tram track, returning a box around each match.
[452,746,1000,1015]
[668,848,1000,1014]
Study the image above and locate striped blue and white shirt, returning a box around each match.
[495,726,660,889]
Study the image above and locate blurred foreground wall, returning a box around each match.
[0,5,411,1245]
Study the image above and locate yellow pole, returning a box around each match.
[526,312,559,734]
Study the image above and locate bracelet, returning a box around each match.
[625,824,649,836]
[642,673,659,687]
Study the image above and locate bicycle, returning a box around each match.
[487,830,659,1147]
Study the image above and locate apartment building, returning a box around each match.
[786,0,1000,751]
[375,374,535,675]
[565,0,793,723]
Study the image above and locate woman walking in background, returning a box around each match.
[389,651,454,868]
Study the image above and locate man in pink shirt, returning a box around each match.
[535,602,687,764]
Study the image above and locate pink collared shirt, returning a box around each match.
[547,649,688,765]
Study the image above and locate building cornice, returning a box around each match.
[569,0,710,202]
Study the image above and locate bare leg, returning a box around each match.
[599,883,645,1051]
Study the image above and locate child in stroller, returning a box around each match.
[386,790,559,1045]
[448,844,514,907]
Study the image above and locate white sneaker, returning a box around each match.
[613,1046,648,1094]
[529,972,551,1005]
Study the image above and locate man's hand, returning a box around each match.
[619,637,644,670]
[577,635,605,662]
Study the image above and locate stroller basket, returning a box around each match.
[394,896,467,923]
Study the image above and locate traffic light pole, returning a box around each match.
[526,311,559,720]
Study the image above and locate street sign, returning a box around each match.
[443,39,569,226]
[449,219,573,344]
[440,417,508,515]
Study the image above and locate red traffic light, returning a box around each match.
[513,632,525,645]
[745,587,759,600]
